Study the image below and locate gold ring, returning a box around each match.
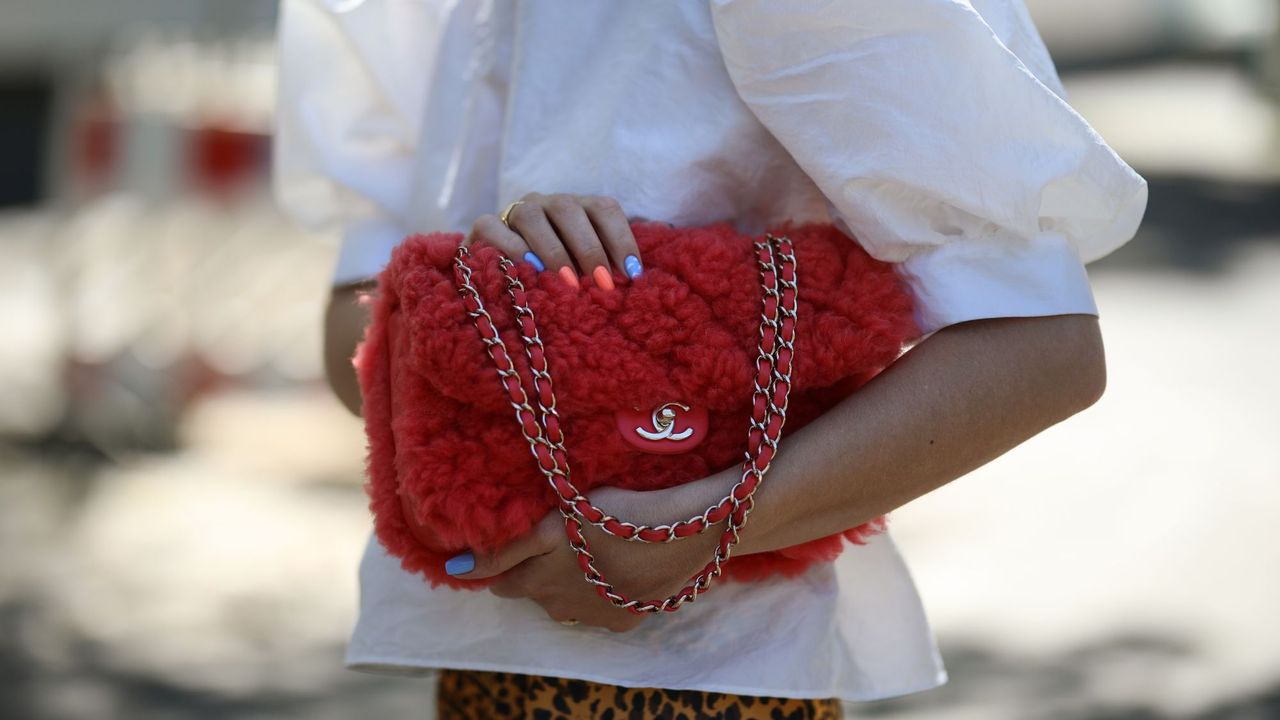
[499,200,527,229]
[559,619,580,626]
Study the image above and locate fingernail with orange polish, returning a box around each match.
[558,266,580,289]
[591,266,615,291]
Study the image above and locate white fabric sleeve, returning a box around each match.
[272,0,443,286]
[708,0,1149,335]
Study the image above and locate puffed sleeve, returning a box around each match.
[708,0,1148,335]
[273,0,442,286]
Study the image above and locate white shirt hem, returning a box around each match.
[342,654,950,703]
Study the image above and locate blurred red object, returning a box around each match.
[71,93,117,194]
[188,125,267,198]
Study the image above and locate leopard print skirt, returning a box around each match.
[436,668,843,719]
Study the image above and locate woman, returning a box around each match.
[274,0,1147,717]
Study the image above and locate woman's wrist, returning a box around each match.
[660,468,800,557]
[581,485,729,596]
[590,468,811,560]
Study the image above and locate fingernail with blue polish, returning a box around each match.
[624,255,643,279]
[523,252,545,272]
[445,551,475,576]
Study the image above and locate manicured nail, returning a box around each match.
[623,255,643,279]
[591,265,615,291]
[558,266,580,289]
[523,251,545,272]
[445,551,475,576]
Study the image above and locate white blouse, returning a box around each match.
[273,0,1147,702]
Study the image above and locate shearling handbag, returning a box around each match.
[354,220,920,613]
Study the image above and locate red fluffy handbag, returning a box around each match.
[355,220,920,613]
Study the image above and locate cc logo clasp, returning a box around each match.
[635,402,695,441]
[614,402,708,455]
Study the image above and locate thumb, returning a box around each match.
[445,519,557,580]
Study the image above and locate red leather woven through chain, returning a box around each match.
[452,233,798,613]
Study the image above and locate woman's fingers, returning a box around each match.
[446,528,556,584]
[466,212,531,259]
[540,602,645,633]
[582,196,643,280]
[495,192,644,289]
[491,555,646,633]
[545,194,615,290]
[505,196,577,283]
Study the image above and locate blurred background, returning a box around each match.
[0,0,1277,718]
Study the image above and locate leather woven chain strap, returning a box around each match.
[452,233,798,613]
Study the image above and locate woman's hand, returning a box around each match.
[445,484,730,632]
[466,192,648,289]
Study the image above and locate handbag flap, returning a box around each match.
[380,221,918,418]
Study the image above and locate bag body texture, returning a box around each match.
[356,220,920,591]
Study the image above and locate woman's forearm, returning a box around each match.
[667,313,1108,556]
[325,282,376,417]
